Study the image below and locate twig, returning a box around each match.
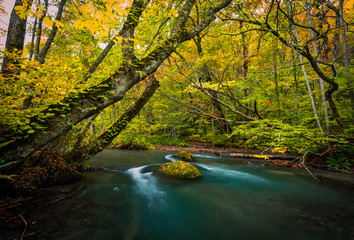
[14,230,44,240]
[49,191,76,204]
[19,211,28,239]
[301,151,319,181]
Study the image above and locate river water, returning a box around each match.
[49,149,354,240]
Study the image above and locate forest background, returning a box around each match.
[0,0,353,188]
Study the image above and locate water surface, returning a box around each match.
[53,149,354,240]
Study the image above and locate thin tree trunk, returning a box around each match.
[112,104,116,123]
[100,110,105,134]
[29,0,40,60]
[273,47,281,119]
[240,21,250,116]
[67,113,99,162]
[338,0,354,124]
[297,44,322,131]
[304,0,330,134]
[292,49,301,125]
[37,0,67,64]
[73,78,160,163]
[286,1,322,131]
[34,0,48,61]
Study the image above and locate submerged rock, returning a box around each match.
[158,161,202,179]
[176,150,195,162]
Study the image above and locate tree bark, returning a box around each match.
[304,0,330,134]
[37,0,67,64]
[1,0,28,77]
[338,0,354,124]
[29,0,40,60]
[72,78,160,163]
[34,0,48,61]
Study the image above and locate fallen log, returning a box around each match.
[222,153,301,160]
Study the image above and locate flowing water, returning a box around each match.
[51,149,354,240]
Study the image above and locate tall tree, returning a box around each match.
[1,0,30,76]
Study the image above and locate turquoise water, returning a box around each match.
[55,149,354,240]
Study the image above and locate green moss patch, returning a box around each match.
[176,150,195,162]
[158,161,202,179]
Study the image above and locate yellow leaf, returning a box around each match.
[106,12,115,19]
[36,5,47,12]
[95,11,105,21]
[82,3,94,14]
[33,10,43,18]
[54,20,64,28]
[106,3,112,13]
[43,17,53,27]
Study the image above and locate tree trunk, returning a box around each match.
[34,0,48,61]
[304,0,330,134]
[292,49,301,125]
[66,113,98,162]
[0,0,233,173]
[222,152,299,160]
[29,0,40,60]
[72,78,160,163]
[338,0,354,124]
[240,21,250,116]
[273,46,281,119]
[1,0,28,77]
[194,32,232,134]
[286,1,322,131]
[37,0,67,64]
[100,110,105,134]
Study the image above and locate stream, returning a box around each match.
[42,149,354,240]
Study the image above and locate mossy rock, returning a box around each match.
[158,161,202,179]
[176,150,195,162]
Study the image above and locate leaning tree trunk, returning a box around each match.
[69,77,160,163]
[0,0,233,173]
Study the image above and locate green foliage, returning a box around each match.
[148,136,188,147]
[229,120,328,154]
[176,150,195,162]
[325,145,354,170]
[111,135,155,150]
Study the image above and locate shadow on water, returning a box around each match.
[41,149,354,240]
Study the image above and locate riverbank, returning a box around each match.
[154,143,354,185]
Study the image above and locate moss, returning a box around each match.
[176,150,195,162]
[158,161,202,179]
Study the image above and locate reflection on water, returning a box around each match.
[52,150,353,240]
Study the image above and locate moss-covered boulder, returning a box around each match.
[176,150,195,162]
[158,161,202,179]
